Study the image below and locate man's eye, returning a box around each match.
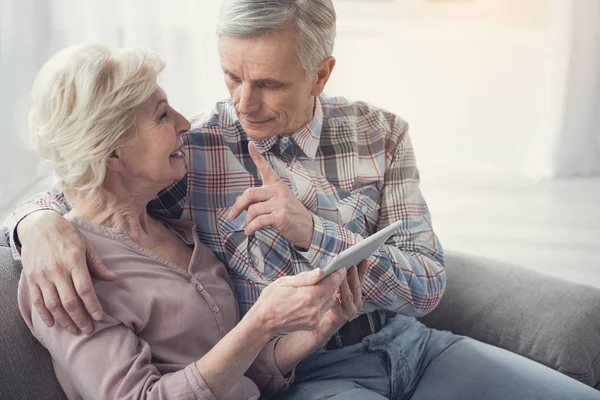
[160,112,167,120]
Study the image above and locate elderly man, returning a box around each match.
[5,1,598,399]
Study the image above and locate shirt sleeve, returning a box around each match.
[296,122,445,317]
[21,282,216,400]
[3,187,72,260]
[245,337,295,396]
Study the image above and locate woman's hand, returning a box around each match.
[249,268,348,336]
[308,260,368,348]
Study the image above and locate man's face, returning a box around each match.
[218,29,320,140]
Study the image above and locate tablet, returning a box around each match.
[318,219,404,281]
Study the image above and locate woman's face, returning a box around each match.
[116,87,190,192]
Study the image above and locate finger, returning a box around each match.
[229,187,273,220]
[39,282,78,334]
[244,213,276,236]
[30,283,55,328]
[54,275,93,335]
[72,265,104,323]
[320,268,347,294]
[347,265,361,293]
[339,277,353,310]
[87,243,116,281]
[245,201,273,228]
[248,141,279,184]
[357,258,370,284]
[347,266,364,310]
[289,269,322,287]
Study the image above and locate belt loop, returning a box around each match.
[366,311,376,334]
[377,309,388,326]
[334,331,343,349]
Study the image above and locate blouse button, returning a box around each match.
[213,305,220,313]
[196,284,204,292]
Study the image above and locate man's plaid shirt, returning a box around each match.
[5,94,445,317]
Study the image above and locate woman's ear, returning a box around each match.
[105,149,123,172]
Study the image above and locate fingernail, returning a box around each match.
[92,311,103,321]
[82,326,93,335]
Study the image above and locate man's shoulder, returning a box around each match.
[319,94,408,137]
[185,100,244,148]
[188,99,237,131]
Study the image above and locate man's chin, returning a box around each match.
[241,123,277,141]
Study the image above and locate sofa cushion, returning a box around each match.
[420,250,600,390]
[0,245,67,399]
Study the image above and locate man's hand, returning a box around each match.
[228,141,314,250]
[18,210,116,334]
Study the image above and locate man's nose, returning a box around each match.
[238,83,261,115]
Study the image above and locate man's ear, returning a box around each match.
[105,150,123,172]
[311,56,336,97]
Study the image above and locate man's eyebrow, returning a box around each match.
[222,67,286,87]
[254,78,286,87]
[222,68,239,80]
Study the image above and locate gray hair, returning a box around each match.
[29,44,165,202]
[216,0,336,74]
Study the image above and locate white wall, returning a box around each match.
[331,0,600,179]
[525,0,600,178]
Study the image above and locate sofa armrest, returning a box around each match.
[419,250,600,390]
[0,245,67,399]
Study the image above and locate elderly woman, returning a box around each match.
[17,44,361,400]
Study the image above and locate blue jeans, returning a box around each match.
[274,315,600,400]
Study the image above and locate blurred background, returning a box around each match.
[1,0,599,286]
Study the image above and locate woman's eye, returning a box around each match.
[160,112,167,121]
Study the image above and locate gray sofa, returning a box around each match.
[1,237,599,399]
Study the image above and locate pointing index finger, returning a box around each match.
[248,142,279,184]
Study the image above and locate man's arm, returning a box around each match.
[4,177,188,334]
[297,125,445,317]
[4,187,115,334]
[230,123,444,317]
[4,187,71,258]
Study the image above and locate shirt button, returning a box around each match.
[362,205,369,213]
[320,259,327,267]
[196,284,204,292]
[213,305,220,313]
[282,136,290,144]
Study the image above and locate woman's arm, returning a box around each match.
[241,263,366,397]
[21,267,346,399]
[272,264,365,375]
[196,268,347,398]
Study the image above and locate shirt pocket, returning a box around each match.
[215,207,246,236]
[335,185,381,234]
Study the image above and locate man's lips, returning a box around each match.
[243,116,271,124]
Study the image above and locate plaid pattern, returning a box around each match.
[4,94,445,317]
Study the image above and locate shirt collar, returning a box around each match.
[250,97,323,160]
[292,97,323,160]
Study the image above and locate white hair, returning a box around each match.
[29,44,165,202]
[216,0,336,74]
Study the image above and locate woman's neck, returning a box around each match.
[68,184,158,237]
